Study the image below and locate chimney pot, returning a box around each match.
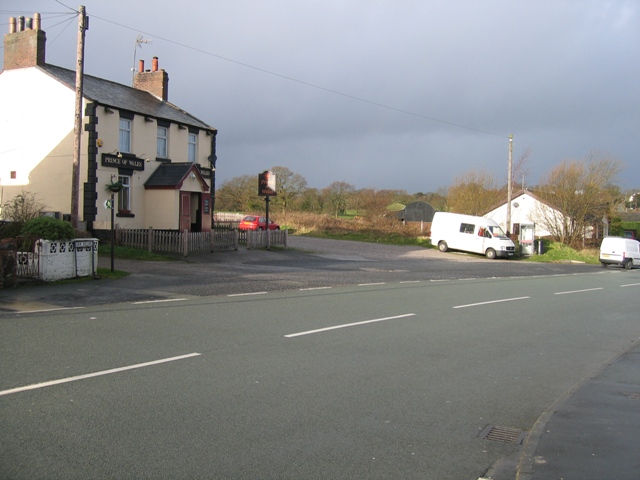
[9,17,16,34]
[26,17,33,30]
[34,13,41,30]
[18,16,25,32]
[138,59,144,72]
[152,56,158,72]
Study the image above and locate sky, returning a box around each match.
[4,1,640,193]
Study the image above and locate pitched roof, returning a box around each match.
[38,64,216,132]
[144,163,209,191]
[483,189,563,215]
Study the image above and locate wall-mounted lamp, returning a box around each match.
[104,106,114,114]
[109,150,122,158]
[190,173,196,180]
[140,153,150,162]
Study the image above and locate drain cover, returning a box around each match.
[481,425,526,445]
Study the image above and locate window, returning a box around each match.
[188,133,197,162]
[460,223,475,234]
[119,119,131,153]
[157,126,168,158]
[117,175,131,212]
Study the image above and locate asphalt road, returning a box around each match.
[0,236,604,311]
[1,238,639,479]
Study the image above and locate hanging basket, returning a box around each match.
[106,182,123,193]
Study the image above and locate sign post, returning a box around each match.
[258,171,277,250]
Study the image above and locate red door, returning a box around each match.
[180,192,191,232]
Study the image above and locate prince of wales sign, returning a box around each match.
[258,170,277,196]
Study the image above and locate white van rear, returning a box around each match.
[430,212,516,259]
[599,236,640,269]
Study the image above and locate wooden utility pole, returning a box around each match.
[506,134,513,236]
[71,5,87,228]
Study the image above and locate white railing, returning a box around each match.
[116,227,239,256]
[214,212,246,222]
[246,229,288,249]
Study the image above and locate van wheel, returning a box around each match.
[601,262,608,268]
[438,241,448,252]
[485,248,496,259]
[625,259,633,270]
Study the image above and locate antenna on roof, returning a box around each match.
[131,34,152,85]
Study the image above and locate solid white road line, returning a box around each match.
[227,292,268,297]
[285,313,416,338]
[133,298,187,305]
[554,288,603,295]
[14,306,85,314]
[453,296,530,309]
[621,283,640,288]
[0,353,201,397]
[299,286,333,291]
[358,282,386,286]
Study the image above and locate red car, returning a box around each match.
[238,215,280,231]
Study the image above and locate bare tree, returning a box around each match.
[270,166,308,215]
[353,188,394,218]
[534,152,622,247]
[215,175,262,212]
[1,190,45,223]
[447,170,502,215]
[324,181,355,218]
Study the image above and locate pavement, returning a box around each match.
[513,342,640,480]
[1,239,639,479]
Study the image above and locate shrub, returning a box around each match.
[1,191,44,223]
[21,217,75,240]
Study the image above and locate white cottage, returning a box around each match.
[0,13,218,236]
[484,190,562,255]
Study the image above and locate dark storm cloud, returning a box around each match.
[14,1,640,192]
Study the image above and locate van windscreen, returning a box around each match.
[488,225,508,238]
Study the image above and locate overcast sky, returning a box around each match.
[6,1,640,193]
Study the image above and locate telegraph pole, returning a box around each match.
[506,134,513,236]
[71,5,87,228]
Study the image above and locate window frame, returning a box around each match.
[119,118,132,153]
[157,125,168,158]
[188,132,197,162]
[117,175,131,212]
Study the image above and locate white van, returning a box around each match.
[430,212,516,259]
[599,236,640,269]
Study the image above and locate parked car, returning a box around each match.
[599,236,640,269]
[238,216,280,231]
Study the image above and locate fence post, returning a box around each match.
[183,229,189,257]
[148,226,153,252]
[234,229,239,250]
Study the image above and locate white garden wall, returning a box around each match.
[38,238,99,281]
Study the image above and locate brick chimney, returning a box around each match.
[3,13,46,70]
[133,56,169,102]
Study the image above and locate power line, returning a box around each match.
[89,13,507,139]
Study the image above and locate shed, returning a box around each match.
[399,201,436,223]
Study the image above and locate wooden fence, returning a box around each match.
[115,227,287,255]
[116,227,239,256]
[246,229,288,249]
